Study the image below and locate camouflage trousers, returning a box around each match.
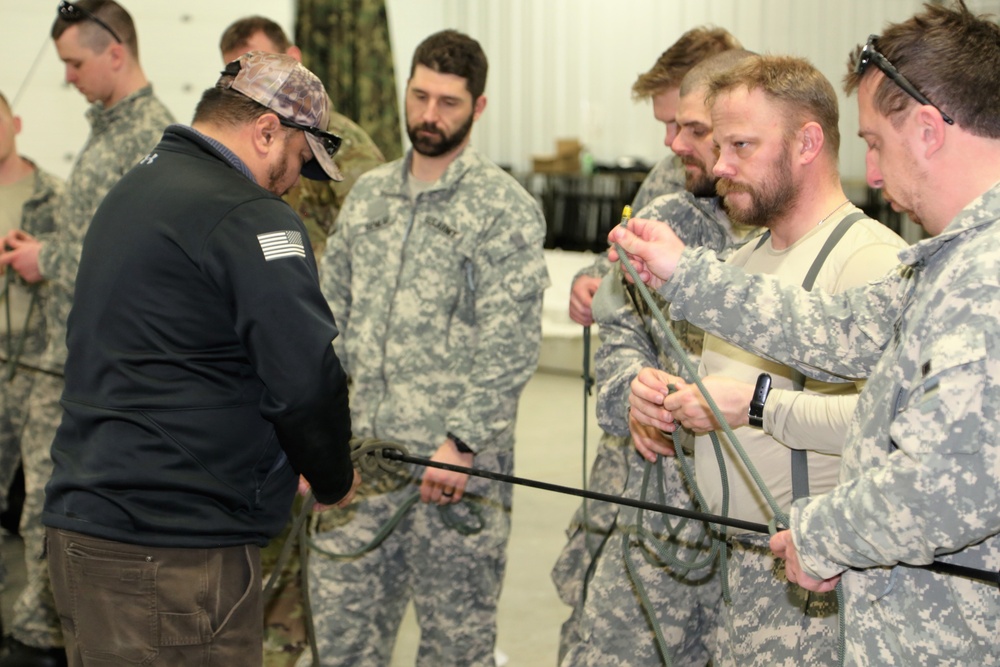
[5,371,63,648]
[299,458,512,667]
[0,370,35,593]
[549,432,629,663]
[560,450,720,667]
[260,495,311,667]
[714,533,839,667]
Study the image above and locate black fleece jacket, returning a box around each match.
[42,125,353,548]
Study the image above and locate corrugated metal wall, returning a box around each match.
[387,0,928,182]
[1,0,940,183]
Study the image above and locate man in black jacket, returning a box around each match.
[41,52,359,667]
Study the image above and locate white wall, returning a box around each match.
[0,1,294,180]
[387,0,929,184]
[1,0,932,183]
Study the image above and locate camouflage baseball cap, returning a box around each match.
[221,51,343,182]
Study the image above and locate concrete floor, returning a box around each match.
[0,365,603,667]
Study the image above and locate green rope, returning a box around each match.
[612,238,788,528]
[305,491,421,559]
[581,325,596,555]
[264,438,487,666]
[611,229,847,666]
[0,267,43,382]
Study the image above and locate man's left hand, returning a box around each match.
[770,530,841,593]
[420,439,473,505]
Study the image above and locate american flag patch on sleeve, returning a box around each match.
[257,230,306,261]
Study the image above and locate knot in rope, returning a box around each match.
[349,437,407,476]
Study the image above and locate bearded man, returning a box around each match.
[301,30,550,667]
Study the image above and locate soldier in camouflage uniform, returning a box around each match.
[0,91,62,635]
[630,154,685,215]
[220,16,385,259]
[219,18,386,666]
[0,3,173,663]
[567,26,741,327]
[559,51,757,667]
[628,56,907,667]
[303,31,549,667]
[612,4,1000,664]
[556,37,741,656]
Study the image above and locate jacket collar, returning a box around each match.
[898,179,1000,267]
[85,85,155,134]
[390,145,482,197]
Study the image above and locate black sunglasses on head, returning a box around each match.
[856,34,953,125]
[57,1,123,44]
[277,116,342,158]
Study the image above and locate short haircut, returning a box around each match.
[843,0,1000,138]
[0,91,10,115]
[192,84,276,129]
[632,26,741,100]
[410,30,488,100]
[220,16,291,57]
[51,0,139,59]
[679,49,756,99]
[707,55,841,158]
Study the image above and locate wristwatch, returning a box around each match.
[447,431,475,454]
[747,373,772,428]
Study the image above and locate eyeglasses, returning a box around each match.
[277,116,342,158]
[856,34,953,125]
[57,1,123,44]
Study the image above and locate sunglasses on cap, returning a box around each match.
[856,34,954,125]
[57,0,123,44]
[277,116,342,159]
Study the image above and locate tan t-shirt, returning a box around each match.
[693,205,909,534]
[0,173,36,334]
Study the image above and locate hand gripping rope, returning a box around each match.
[279,208,998,666]
[599,207,999,665]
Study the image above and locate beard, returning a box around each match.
[682,155,717,198]
[265,148,294,197]
[407,111,475,157]
[717,147,798,227]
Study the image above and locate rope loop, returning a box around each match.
[350,437,408,476]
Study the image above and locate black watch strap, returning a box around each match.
[447,431,474,454]
[748,373,772,428]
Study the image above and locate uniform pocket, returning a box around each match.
[66,541,159,665]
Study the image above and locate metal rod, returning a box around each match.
[381,449,771,534]
[378,449,1000,587]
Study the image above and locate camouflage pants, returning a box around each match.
[713,533,839,667]
[8,372,63,648]
[0,369,36,595]
[549,432,629,663]
[560,451,720,667]
[260,496,311,667]
[300,458,512,667]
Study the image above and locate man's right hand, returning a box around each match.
[569,275,602,326]
[629,367,681,434]
[300,469,362,511]
[608,219,685,289]
[629,409,675,462]
[0,230,44,283]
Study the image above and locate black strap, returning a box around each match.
[789,210,866,500]
[801,211,866,291]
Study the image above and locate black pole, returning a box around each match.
[378,449,1000,588]
[382,449,770,534]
